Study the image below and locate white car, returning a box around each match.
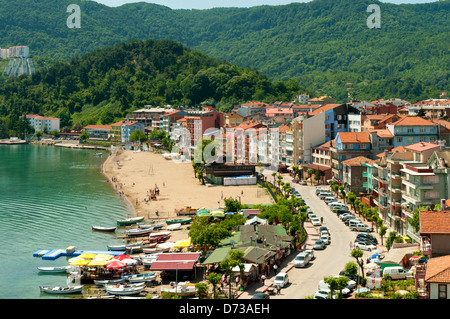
[294,252,310,268]
[354,241,377,251]
[311,218,322,226]
[273,272,289,288]
[313,289,332,299]
[320,233,330,245]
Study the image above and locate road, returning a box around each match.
[260,171,379,299]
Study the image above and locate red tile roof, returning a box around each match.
[390,116,437,126]
[342,156,374,166]
[420,210,450,234]
[337,131,370,144]
[309,104,342,116]
[376,146,406,158]
[404,141,441,152]
[424,255,450,283]
[84,125,111,130]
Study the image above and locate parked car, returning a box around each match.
[319,226,329,234]
[300,180,307,185]
[333,208,349,216]
[318,280,351,297]
[354,241,377,251]
[382,266,413,280]
[329,202,347,209]
[320,233,330,245]
[311,217,322,226]
[303,249,315,260]
[315,187,328,195]
[273,272,289,288]
[350,223,373,232]
[313,289,333,299]
[354,237,377,246]
[324,196,337,204]
[294,252,310,268]
[357,232,378,244]
[314,240,325,250]
[347,218,362,227]
[339,213,354,220]
[252,292,270,299]
[319,193,333,200]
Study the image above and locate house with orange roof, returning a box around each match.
[386,116,439,148]
[121,121,145,143]
[419,210,450,259]
[330,131,372,180]
[424,254,450,299]
[21,114,60,133]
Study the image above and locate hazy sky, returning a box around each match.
[92,0,440,10]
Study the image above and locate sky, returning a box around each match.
[92,0,441,10]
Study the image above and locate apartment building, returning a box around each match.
[22,114,60,133]
[84,125,111,140]
[121,121,145,143]
[386,116,439,147]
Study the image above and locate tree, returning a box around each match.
[314,169,323,185]
[351,248,365,279]
[195,282,208,299]
[188,216,231,254]
[220,250,245,299]
[207,272,222,299]
[347,192,357,212]
[379,225,387,246]
[79,131,89,141]
[323,276,349,299]
[129,130,148,142]
[307,168,314,185]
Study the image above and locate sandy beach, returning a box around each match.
[102,149,273,242]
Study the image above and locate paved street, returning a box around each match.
[238,170,386,299]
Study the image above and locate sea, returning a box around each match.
[0,144,131,299]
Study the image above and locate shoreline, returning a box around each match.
[101,150,136,218]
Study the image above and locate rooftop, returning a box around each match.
[342,156,374,166]
[337,131,370,144]
[424,255,450,283]
[389,116,437,127]
[420,210,450,234]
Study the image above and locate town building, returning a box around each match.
[22,114,60,133]
[121,121,145,143]
[84,125,111,140]
[386,116,439,148]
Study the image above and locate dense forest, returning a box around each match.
[0,39,307,138]
[0,0,448,103]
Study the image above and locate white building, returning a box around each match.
[23,115,60,133]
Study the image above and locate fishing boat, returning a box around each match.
[39,285,84,294]
[138,222,165,230]
[94,152,103,157]
[166,218,192,225]
[148,231,171,243]
[94,278,124,286]
[126,227,153,237]
[122,272,157,283]
[105,284,145,296]
[166,223,182,231]
[160,282,197,298]
[117,216,145,226]
[107,240,143,251]
[124,242,157,254]
[37,266,71,273]
[92,225,116,232]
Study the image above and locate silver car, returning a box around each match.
[294,252,310,268]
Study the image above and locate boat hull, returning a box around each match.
[40,285,84,294]
[92,226,116,232]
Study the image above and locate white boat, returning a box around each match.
[39,285,84,294]
[160,282,197,298]
[105,284,145,296]
[104,282,146,289]
[122,272,157,283]
[37,266,71,273]
[107,240,143,251]
[166,223,182,231]
[139,222,165,230]
[94,278,124,286]
[126,228,153,237]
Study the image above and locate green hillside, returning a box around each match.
[0,38,306,138]
[0,0,448,102]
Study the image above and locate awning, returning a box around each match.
[149,252,200,271]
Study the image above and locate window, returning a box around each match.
[424,190,439,199]
[397,137,403,143]
[408,128,414,133]
[439,284,447,299]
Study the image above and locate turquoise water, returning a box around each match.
[0,145,131,299]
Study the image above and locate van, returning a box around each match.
[382,267,413,280]
[348,220,360,229]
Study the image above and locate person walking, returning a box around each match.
[276,284,281,295]
[273,264,278,275]
[261,274,266,286]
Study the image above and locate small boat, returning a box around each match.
[126,228,153,237]
[92,225,116,232]
[166,218,192,225]
[105,284,145,296]
[138,222,165,230]
[125,243,157,254]
[94,153,103,156]
[117,216,145,226]
[148,231,171,244]
[122,272,157,283]
[94,278,124,286]
[160,282,197,298]
[166,223,182,231]
[105,282,146,289]
[107,240,143,251]
[37,266,71,273]
[39,285,84,294]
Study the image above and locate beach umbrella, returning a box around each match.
[370,254,381,259]
[112,254,133,261]
[78,253,97,260]
[409,255,420,262]
[93,254,114,261]
[371,258,381,264]
[69,259,91,266]
[105,260,127,269]
[88,259,108,266]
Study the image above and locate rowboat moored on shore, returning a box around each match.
[126,228,153,237]
[107,240,143,251]
[94,278,124,286]
[122,272,157,283]
[39,285,84,294]
[165,218,192,225]
[160,282,197,298]
[117,216,145,226]
[37,266,71,273]
[105,284,145,296]
[92,225,117,232]
[166,223,182,231]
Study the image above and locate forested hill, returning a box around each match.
[0,39,305,135]
[0,0,448,102]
